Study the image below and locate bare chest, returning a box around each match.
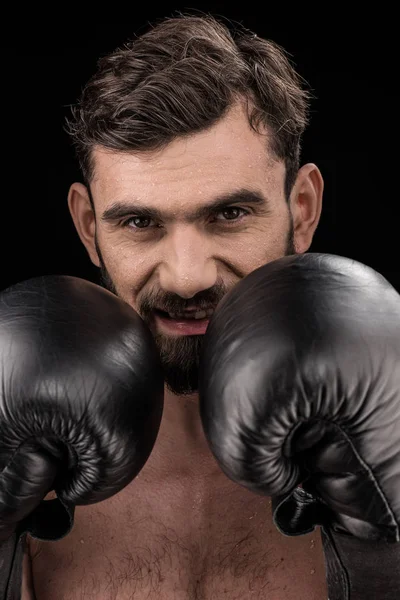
[29,489,328,600]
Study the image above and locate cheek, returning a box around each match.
[220,217,291,272]
[99,239,152,300]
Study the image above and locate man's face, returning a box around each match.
[71,103,320,395]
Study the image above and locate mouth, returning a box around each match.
[155,308,215,320]
[152,308,214,335]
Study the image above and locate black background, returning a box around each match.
[1,5,398,291]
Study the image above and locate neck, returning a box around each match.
[145,385,223,479]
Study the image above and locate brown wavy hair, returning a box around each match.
[66,14,311,200]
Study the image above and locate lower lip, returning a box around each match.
[154,312,210,335]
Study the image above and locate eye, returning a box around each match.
[123,216,154,229]
[214,207,248,222]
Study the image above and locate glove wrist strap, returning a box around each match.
[322,526,400,600]
[0,498,74,600]
[0,533,25,600]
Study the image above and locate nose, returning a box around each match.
[158,227,218,299]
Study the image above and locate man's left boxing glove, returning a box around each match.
[199,253,400,600]
[0,275,164,599]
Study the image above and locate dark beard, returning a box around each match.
[94,224,296,396]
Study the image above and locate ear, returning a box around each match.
[290,163,324,253]
[68,182,100,267]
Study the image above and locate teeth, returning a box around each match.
[194,310,207,320]
[168,308,214,320]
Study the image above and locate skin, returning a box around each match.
[25,101,326,599]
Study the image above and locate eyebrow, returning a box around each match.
[100,188,270,223]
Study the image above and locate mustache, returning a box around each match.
[139,283,228,318]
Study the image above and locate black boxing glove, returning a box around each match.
[0,275,164,599]
[199,253,400,600]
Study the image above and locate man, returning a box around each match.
[23,13,327,599]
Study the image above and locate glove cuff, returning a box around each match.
[0,498,74,599]
[0,532,25,600]
[322,526,400,600]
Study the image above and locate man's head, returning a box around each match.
[66,14,323,396]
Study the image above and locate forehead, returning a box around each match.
[90,103,284,207]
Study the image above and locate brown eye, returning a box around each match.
[124,216,153,229]
[216,207,247,221]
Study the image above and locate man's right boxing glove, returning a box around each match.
[0,275,164,599]
[199,253,400,600]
